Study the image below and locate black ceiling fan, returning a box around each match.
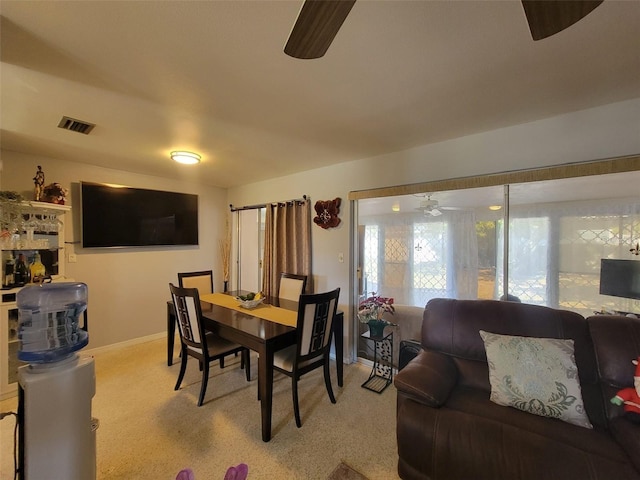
[521,0,604,41]
[284,0,604,60]
[284,0,356,59]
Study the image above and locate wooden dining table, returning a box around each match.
[166,291,343,442]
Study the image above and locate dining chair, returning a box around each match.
[278,272,308,301]
[174,270,212,364]
[177,270,245,368]
[272,287,340,427]
[169,283,250,406]
[178,270,213,295]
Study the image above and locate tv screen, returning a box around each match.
[80,182,198,248]
[599,259,640,300]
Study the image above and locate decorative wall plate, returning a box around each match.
[314,198,341,229]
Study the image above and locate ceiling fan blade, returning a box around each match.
[284,0,356,59]
[521,0,603,41]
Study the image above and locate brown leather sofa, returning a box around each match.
[394,298,640,480]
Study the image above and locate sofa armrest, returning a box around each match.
[610,416,640,473]
[394,350,458,407]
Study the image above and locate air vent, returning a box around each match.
[57,116,95,135]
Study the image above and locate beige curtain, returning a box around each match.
[262,199,312,297]
[262,205,275,297]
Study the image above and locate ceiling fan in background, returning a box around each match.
[414,194,451,217]
[284,0,604,59]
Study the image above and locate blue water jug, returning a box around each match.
[17,282,89,363]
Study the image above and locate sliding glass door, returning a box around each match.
[498,179,640,314]
[233,208,265,293]
[355,170,640,365]
[358,185,504,306]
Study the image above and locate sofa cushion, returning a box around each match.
[397,386,640,480]
[422,298,607,429]
[480,330,592,428]
[422,299,587,362]
[447,387,620,460]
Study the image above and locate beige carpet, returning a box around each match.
[0,338,399,480]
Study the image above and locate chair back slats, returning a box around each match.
[296,289,340,361]
[178,270,213,295]
[279,273,308,301]
[299,300,334,356]
[170,284,204,352]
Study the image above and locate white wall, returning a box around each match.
[227,99,640,361]
[1,152,227,349]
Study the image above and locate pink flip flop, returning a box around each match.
[176,468,195,480]
[224,463,249,480]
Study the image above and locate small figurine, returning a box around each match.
[33,166,45,201]
[611,357,640,424]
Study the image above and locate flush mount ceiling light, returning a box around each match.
[170,151,201,165]
[489,205,502,211]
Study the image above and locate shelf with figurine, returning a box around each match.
[1,199,69,248]
[1,165,70,248]
[1,200,67,290]
[1,187,70,252]
[1,183,70,291]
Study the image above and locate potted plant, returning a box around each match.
[358,293,395,337]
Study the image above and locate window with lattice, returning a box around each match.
[363,225,379,295]
[413,222,448,306]
[498,207,640,316]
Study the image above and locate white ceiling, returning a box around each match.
[1,0,639,188]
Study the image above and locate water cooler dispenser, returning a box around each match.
[16,282,96,480]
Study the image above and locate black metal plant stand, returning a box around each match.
[361,330,393,393]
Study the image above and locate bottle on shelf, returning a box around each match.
[14,253,30,286]
[4,253,15,287]
[30,252,46,283]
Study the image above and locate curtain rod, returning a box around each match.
[229,195,308,212]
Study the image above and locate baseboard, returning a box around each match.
[83,332,167,356]
[83,332,357,366]
[358,357,375,368]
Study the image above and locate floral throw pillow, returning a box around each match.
[479,330,592,429]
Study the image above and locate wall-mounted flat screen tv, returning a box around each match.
[80,182,198,248]
[599,259,640,300]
